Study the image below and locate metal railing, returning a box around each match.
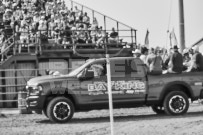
[0,68,71,108]
[0,29,136,57]
[0,0,137,62]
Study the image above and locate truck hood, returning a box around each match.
[27,74,76,86]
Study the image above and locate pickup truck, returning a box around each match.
[26,57,203,123]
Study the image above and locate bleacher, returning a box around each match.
[0,0,137,61]
[0,0,138,108]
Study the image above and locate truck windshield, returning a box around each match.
[68,59,94,76]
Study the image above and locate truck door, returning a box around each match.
[110,58,147,104]
[79,60,109,105]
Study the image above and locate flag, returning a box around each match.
[144,29,149,47]
[170,29,178,48]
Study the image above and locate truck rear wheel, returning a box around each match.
[47,97,75,123]
[163,91,189,115]
[151,106,165,114]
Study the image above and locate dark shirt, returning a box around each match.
[171,51,183,73]
[147,53,162,72]
[110,31,118,38]
[192,52,203,71]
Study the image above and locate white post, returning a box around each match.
[106,54,114,135]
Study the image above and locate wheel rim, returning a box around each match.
[156,106,164,110]
[169,95,186,113]
[53,102,71,120]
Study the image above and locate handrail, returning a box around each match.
[70,0,137,31]
[0,35,14,55]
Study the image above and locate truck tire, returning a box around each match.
[42,109,48,118]
[163,91,189,115]
[151,106,165,114]
[46,97,75,123]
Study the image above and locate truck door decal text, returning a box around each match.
[88,81,146,95]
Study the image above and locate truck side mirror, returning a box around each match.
[77,68,94,80]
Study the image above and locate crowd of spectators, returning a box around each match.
[0,0,120,54]
[132,45,203,75]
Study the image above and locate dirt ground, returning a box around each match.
[0,103,203,135]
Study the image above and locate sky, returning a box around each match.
[66,0,203,49]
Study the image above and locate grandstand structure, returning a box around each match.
[0,0,137,108]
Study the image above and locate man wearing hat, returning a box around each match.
[132,49,141,58]
[168,45,183,73]
[91,64,105,77]
[164,45,183,74]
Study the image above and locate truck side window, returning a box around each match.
[111,59,137,77]
[130,58,146,78]
[110,58,145,78]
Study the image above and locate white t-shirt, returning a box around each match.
[140,55,147,64]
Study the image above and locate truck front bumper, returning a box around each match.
[26,95,46,114]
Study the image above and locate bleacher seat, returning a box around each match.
[4,26,13,38]
[0,24,4,29]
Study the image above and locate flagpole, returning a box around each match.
[106,54,114,135]
[105,41,114,135]
[179,0,185,52]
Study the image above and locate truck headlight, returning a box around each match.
[29,85,43,96]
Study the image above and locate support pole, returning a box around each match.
[106,54,114,135]
[179,0,185,52]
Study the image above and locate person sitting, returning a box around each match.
[185,45,203,72]
[146,47,163,75]
[162,48,173,70]
[90,25,98,44]
[48,18,56,38]
[108,27,118,43]
[3,9,12,26]
[38,16,47,35]
[182,48,191,71]
[62,24,72,48]
[76,25,87,44]
[132,48,141,58]
[91,64,104,77]
[82,12,90,30]
[92,17,98,28]
[96,26,106,48]
[163,45,183,74]
[19,23,29,52]
[140,46,149,64]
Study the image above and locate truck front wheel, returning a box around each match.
[163,91,189,115]
[47,97,75,123]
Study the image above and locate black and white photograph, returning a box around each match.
[0,0,203,134]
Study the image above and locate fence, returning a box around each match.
[0,68,71,108]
